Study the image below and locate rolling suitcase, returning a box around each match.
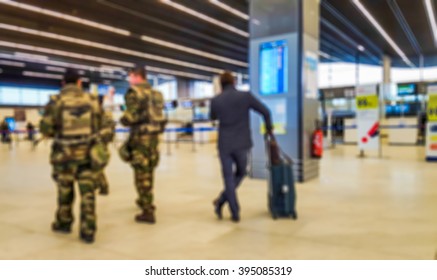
[265,134,297,220]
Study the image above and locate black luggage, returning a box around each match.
[265,134,297,220]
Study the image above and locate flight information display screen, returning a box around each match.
[397,84,417,96]
[259,40,288,96]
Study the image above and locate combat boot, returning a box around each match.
[135,211,156,224]
[80,232,95,244]
[99,189,109,196]
[51,222,71,234]
[135,199,142,208]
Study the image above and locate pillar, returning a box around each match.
[177,78,191,99]
[249,0,320,182]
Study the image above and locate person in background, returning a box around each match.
[210,71,273,223]
[95,95,116,195]
[39,69,103,244]
[1,119,9,143]
[119,66,167,224]
[26,122,35,141]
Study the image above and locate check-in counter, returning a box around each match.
[344,118,357,144]
[115,125,128,143]
[164,122,183,142]
[193,121,217,143]
[387,117,418,145]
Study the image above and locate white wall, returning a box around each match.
[319,62,383,88]
[191,81,214,99]
[157,80,178,100]
[319,62,437,88]
[0,108,14,120]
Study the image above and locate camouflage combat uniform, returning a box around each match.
[119,82,166,217]
[95,110,115,195]
[40,84,103,240]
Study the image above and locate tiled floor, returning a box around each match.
[0,141,436,260]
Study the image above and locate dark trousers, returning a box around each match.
[217,148,249,218]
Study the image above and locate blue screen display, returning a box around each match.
[5,117,15,131]
[385,104,417,116]
[98,84,110,95]
[181,100,192,109]
[164,101,175,111]
[259,40,288,96]
[397,84,416,96]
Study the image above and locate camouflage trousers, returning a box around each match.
[52,161,97,236]
[95,171,109,194]
[129,135,160,213]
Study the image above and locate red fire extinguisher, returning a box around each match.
[312,125,323,159]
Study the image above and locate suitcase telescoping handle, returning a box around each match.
[264,133,294,166]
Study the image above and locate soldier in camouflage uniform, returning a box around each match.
[95,95,115,195]
[119,67,166,224]
[40,70,104,243]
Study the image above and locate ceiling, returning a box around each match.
[0,0,436,86]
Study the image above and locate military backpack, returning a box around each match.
[53,89,100,139]
[131,85,167,134]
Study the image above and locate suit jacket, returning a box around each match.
[210,86,273,153]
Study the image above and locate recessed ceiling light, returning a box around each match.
[100,65,127,74]
[0,1,247,68]
[0,40,213,81]
[160,0,249,37]
[45,66,66,73]
[157,74,174,80]
[0,23,225,74]
[0,59,25,67]
[0,41,133,68]
[23,71,63,80]
[358,45,366,52]
[0,41,131,71]
[146,66,211,80]
[0,52,96,71]
[424,0,437,47]
[352,0,415,67]
[208,0,249,20]
[15,52,48,61]
[0,0,130,36]
[140,35,247,67]
[100,72,124,80]
[319,51,332,59]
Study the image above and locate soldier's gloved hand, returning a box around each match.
[120,116,130,126]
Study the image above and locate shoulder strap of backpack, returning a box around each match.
[131,86,148,104]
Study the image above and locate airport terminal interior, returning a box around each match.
[1,0,437,260]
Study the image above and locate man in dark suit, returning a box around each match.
[210,71,273,222]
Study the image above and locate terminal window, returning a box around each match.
[259,40,288,96]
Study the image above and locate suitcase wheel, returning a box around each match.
[271,213,278,220]
[291,213,298,220]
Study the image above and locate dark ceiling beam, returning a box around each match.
[320,35,358,63]
[321,19,380,65]
[321,18,359,50]
[387,0,422,56]
[96,0,248,54]
[321,1,382,57]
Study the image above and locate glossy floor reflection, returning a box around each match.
[0,141,436,260]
